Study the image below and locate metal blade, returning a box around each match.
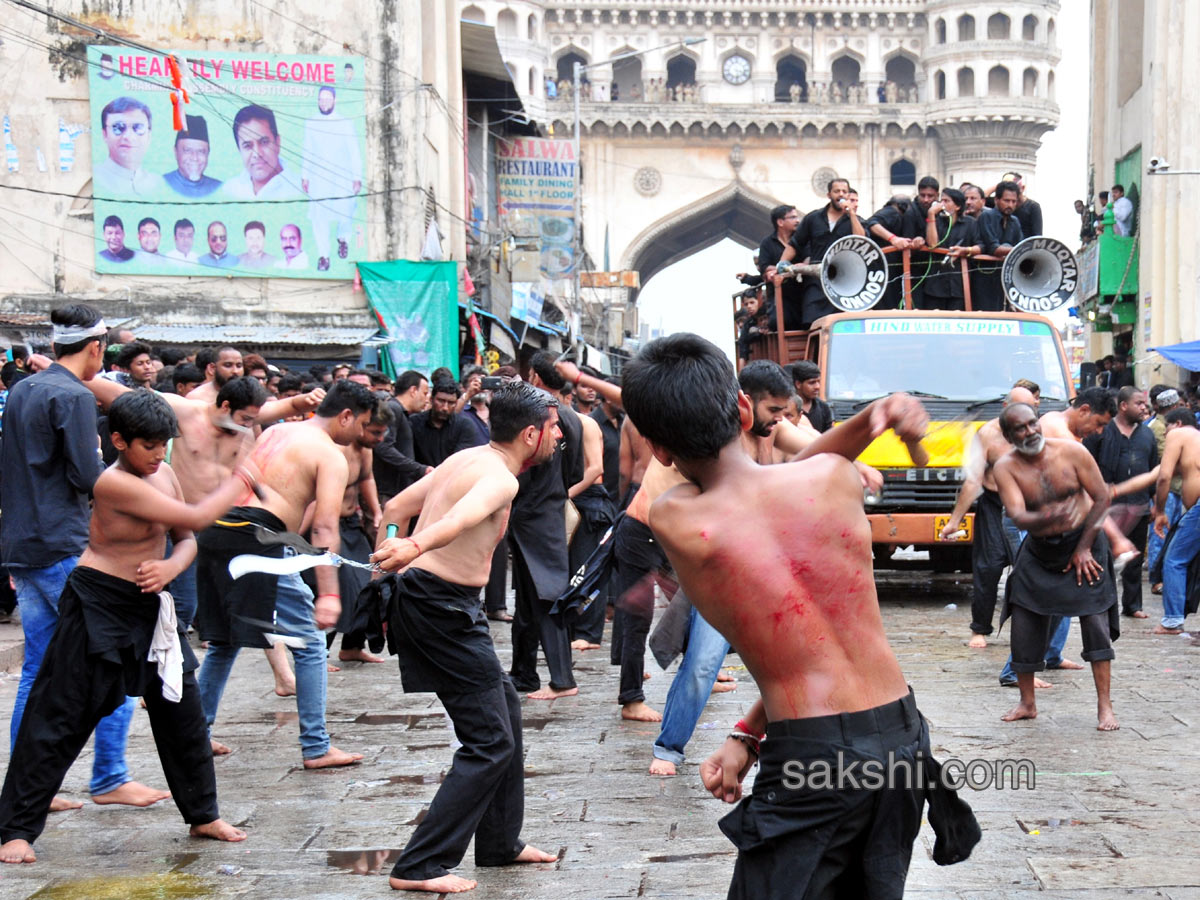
[228,552,338,580]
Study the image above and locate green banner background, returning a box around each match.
[360,260,459,379]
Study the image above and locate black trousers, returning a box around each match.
[569,494,615,646]
[508,540,575,692]
[1010,605,1115,672]
[483,535,509,614]
[970,490,1010,636]
[1116,510,1149,616]
[610,517,667,705]
[0,607,218,843]
[391,675,525,880]
[800,281,837,329]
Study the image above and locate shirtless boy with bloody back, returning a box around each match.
[619,333,945,897]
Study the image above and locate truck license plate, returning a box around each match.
[934,514,972,541]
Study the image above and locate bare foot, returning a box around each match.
[49,795,82,812]
[274,683,297,697]
[513,844,558,863]
[570,639,600,651]
[621,701,663,722]
[92,781,171,807]
[211,739,232,756]
[1050,659,1085,670]
[327,663,341,673]
[0,839,35,864]
[1034,677,1053,689]
[716,670,735,683]
[1097,707,1120,731]
[1153,624,1184,634]
[1001,702,1038,722]
[1130,610,1149,618]
[643,672,651,681]
[711,680,737,694]
[649,758,677,776]
[390,874,477,892]
[303,747,364,769]
[338,649,386,663]
[190,819,247,842]
[526,686,578,700]
[968,633,987,649]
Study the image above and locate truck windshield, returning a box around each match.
[825,317,1069,402]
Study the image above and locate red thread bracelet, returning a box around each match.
[316,593,339,601]
[405,536,422,555]
[734,719,765,740]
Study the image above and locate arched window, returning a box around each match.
[774,55,807,102]
[612,54,642,101]
[461,5,485,24]
[528,67,536,95]
[1022,14,1038,41]
[527,14,538,40]
[831,54,861,86]
[987,13,1010,39]
[957,14,975,41]
[556,51,586,83]
[1048,70,1056,100]
[1023,67,1038,97]
[936,18,947,44]
[988,65,1010,97]
[1047,18,1056,47]
[957,66,975,97]
[890,159,916,186]
[496,8,518,38]
[885,55,916,91]
[936,69,946,100]
[666,54,696,91]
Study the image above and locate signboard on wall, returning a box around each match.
[87,46,366,279]
[496,138,576,281]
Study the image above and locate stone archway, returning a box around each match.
[621,182,777,301]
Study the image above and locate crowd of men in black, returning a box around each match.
[733,170,1044,361]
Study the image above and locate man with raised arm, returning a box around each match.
[1153,415,1200,634]
[992,403,1121,731]
[0,391,252,864]
[194,380,375,769]
[615,333,962,897]
[371,383,562,893]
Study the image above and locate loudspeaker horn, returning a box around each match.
[820,235,888,312]
[1000,237,1078,313]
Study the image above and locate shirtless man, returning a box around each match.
[85,375,326,703]
[941,386,1038,648]
[186,346,244,404]
[564,386,608,651]
[0,391,250,864]
[993,403,1120,731]
[322,397,389,664]
[619,414,653,507]
[617,334,965,896]
[1153,414,1200,633]
[371,383,561,893]
[194,380,374,769]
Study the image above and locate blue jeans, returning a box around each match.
[652,607,730,766]
[9,558,136,795]
[197,565,330,759]
[1147,491,1184,575]
[167,552,198,631]
[1162,501,1200,629]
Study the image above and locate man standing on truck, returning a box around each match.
[940,386,1038,648]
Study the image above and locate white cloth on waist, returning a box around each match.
[149,590,184,702]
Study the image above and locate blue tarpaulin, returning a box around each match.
[1153,340,1200,371]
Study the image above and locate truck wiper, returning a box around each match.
[904,390,949,400]
[849,390,948,411]
[966,395,1005,412]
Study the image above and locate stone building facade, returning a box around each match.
[462,0,1060,347]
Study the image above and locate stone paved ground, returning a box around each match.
[1,571,1200,899]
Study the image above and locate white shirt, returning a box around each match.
[301,111,363,197]
[220,160,305,201]
[165,249,199,263]
[274,251,310,270]
[1113,196,1133,236]
[94,155,164,198]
